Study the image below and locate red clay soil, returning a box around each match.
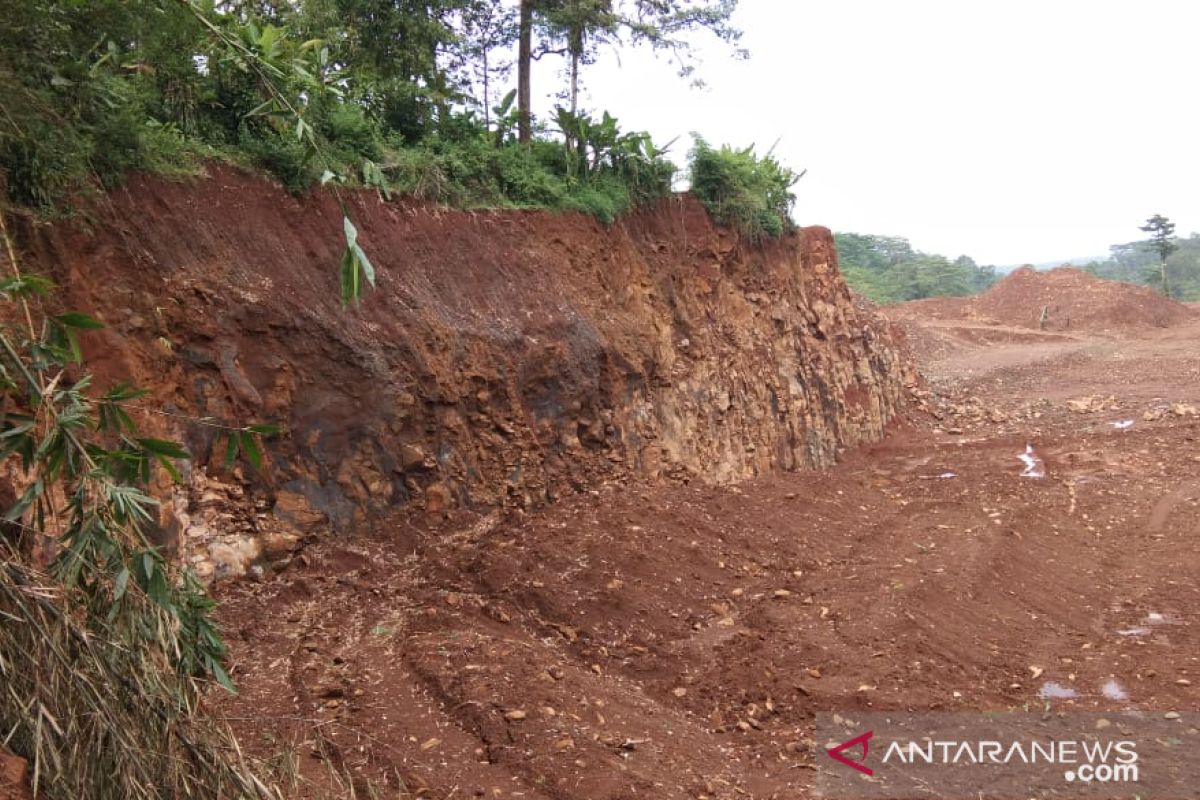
[0,749,30,800]
[209,310,1200,798]
[888,266,1196,334]
[881,294,974,323]
[973,266,1194,331]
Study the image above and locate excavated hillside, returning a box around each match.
[14,173,1200,800]
[14,165,910,582]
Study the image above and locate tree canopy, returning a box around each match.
[1138,213,1179,297]
[1085,220,1200,301]
[0,0,749,220]
[834,232,1000,304]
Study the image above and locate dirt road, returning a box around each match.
[213,316,1200,799]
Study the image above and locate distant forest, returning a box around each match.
[1083,235,1200,301]
[834,233,999,305]
[838,230,1200,305]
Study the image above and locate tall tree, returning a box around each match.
[1139,213,1178,298]
[457,1,518,128]
[621,0,744,80]
[515,0,743,144]
[517,0,535,142]
[543,0,618,114]
[292,0,469,142]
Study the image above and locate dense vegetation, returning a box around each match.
[1084,227,1200,301]
[0,0,799,239]
[688,137,799,243]
[834,232,1000,304]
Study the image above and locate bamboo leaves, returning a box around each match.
[223,423,279,472]
[0,256,265,700]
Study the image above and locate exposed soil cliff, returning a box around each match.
[14,165,908,578]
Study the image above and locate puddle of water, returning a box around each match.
[1038,681,1079,700]
[1109,420,1135,430]
[1018,445,1046,478]
[1101,678,1129,701]
[1146,612,1166,624]
[919,472,958,480]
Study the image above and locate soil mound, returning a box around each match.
[886,267,1194,334]
[974,266,1194,332]
[884,294,973,322]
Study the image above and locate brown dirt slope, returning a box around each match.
[0,749,30,800]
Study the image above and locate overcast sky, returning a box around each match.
[543,0,1200,265]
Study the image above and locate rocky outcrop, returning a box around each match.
[16,166,909,577]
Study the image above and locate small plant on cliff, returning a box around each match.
[0,213,278,798]
[687,135,802,243]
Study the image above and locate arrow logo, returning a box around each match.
[827,730,874,776]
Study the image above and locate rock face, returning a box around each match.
[17,166,908,574]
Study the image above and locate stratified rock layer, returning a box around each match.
[18,166,908,571]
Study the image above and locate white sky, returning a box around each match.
[534,0,1200,265]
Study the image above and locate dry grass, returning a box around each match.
[0,553,278,800]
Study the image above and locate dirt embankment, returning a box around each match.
[14,165,909,580]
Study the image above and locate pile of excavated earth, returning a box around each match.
[884,266,1197,371]
[889,265,1195,333]
[12,170,1200,799]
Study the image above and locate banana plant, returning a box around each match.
[555,107,674,200]
[492,89,519,146]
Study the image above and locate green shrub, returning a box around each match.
[237,126,319,193]
[622,156,676,206]
[388,147,454,202]
[427,136,505,205]
[562,176,630,224]
[136,120,210,179]
[0,93,201,205]
[0,127,84,207]
[89,103,150,188]
[495,144,566,206]
[687,136,800,243]
[320,103,382,161]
